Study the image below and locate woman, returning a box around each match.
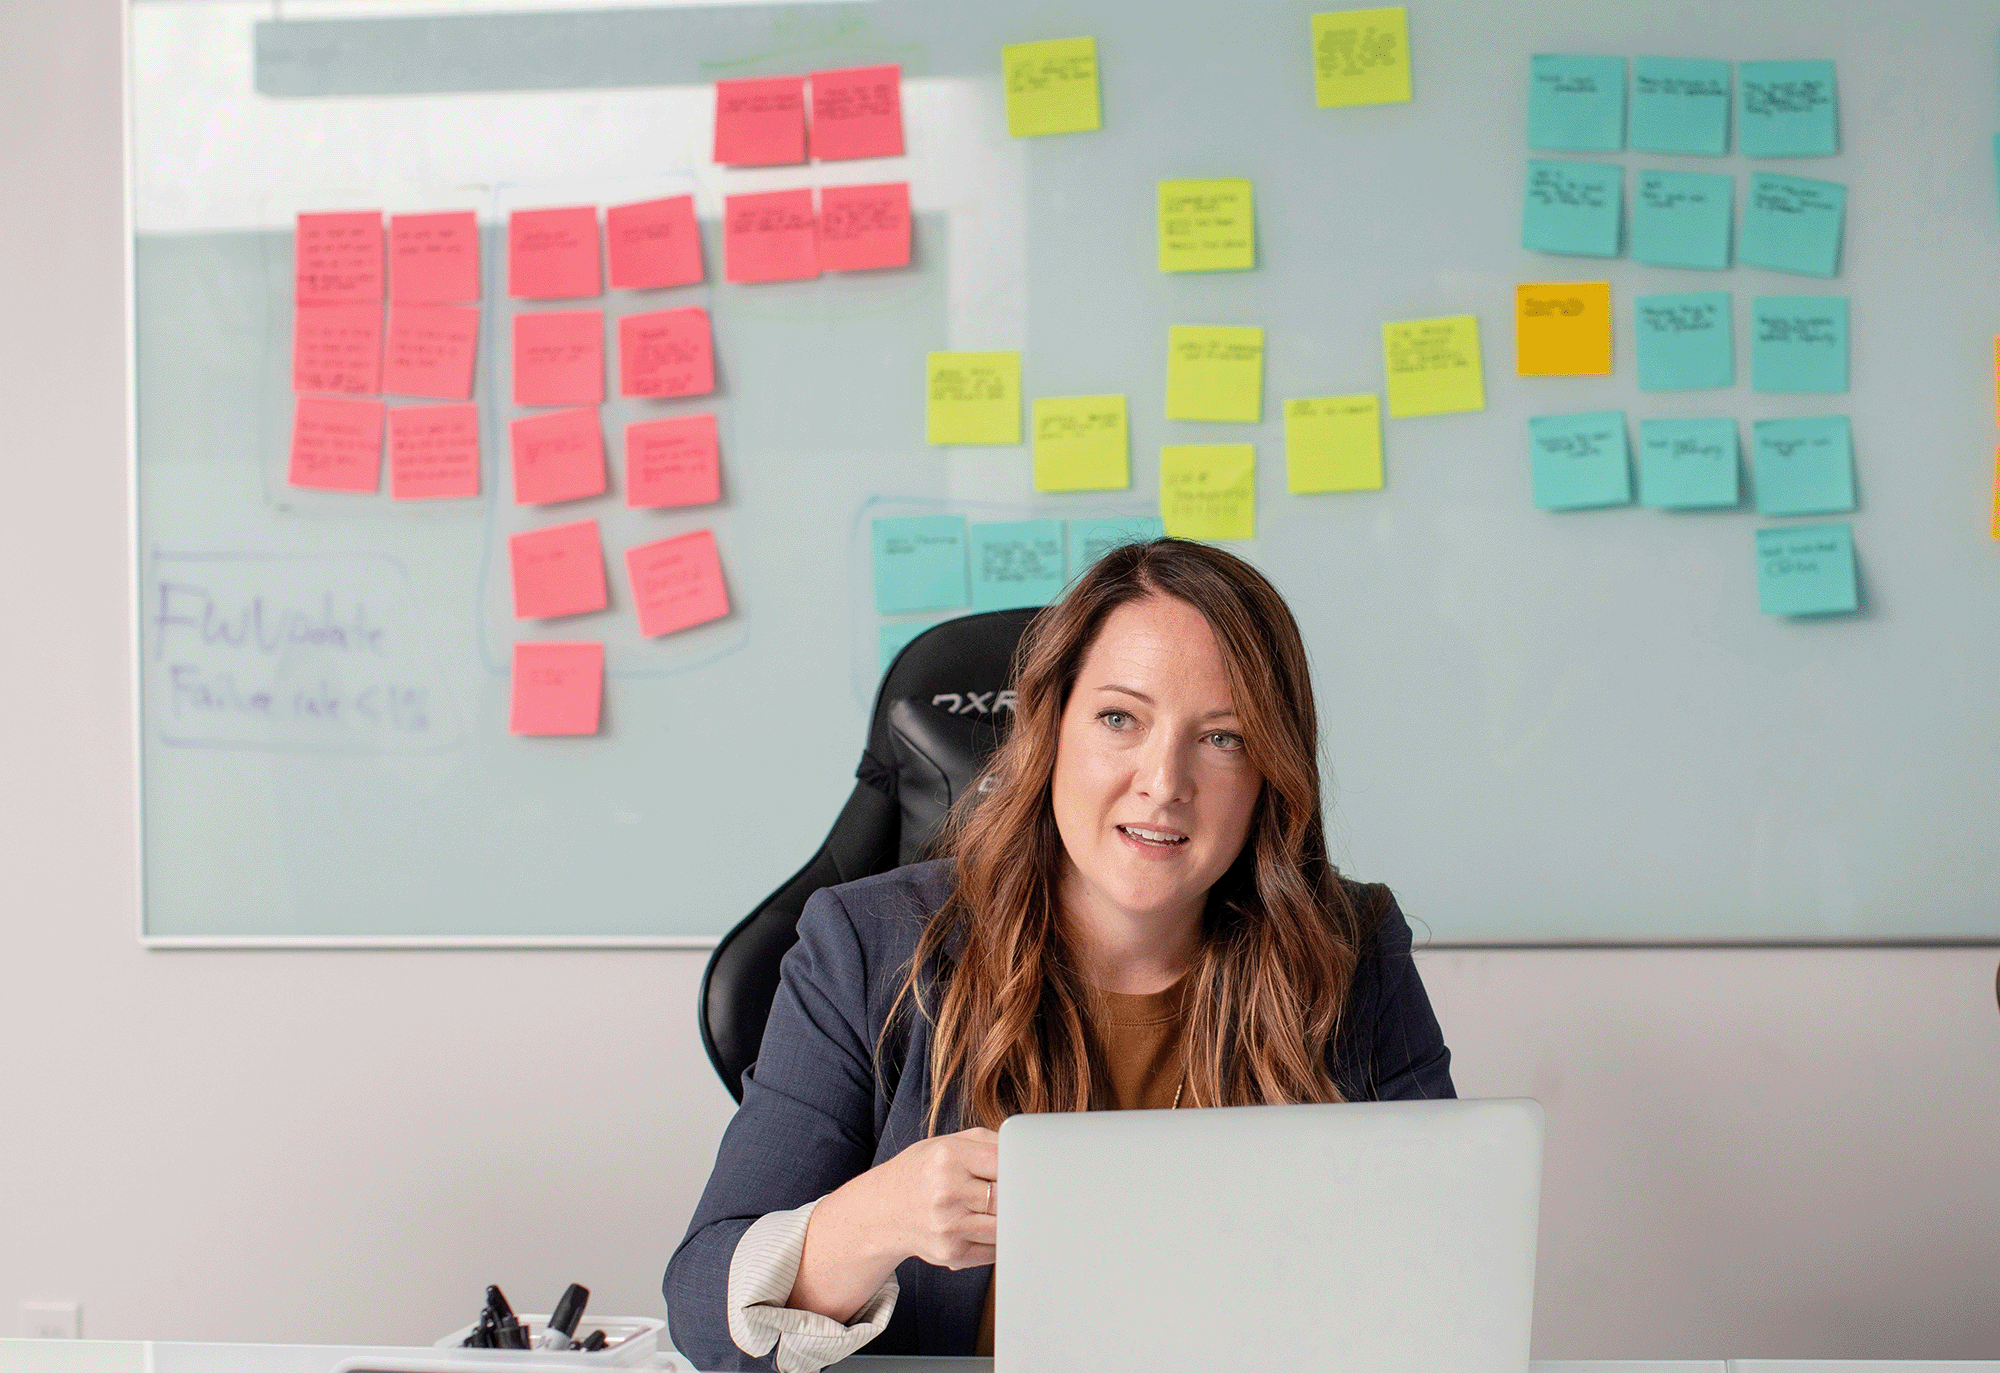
[665,539,1453,1372]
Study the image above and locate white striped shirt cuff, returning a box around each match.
[726,1199,900,1373]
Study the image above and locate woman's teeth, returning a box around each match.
[1120,826,1188,846]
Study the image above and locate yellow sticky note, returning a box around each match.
[1285,395,1383,492]
[1159,180,1255,273]
[1033,395,1129,491]
[1516,282,1612,377]
[1161,444,1256,539]
[1003,36,1102,137]
[1312,8,1412,108]
[927,352,1022,445]
[1381,315,1484,418]
[1166,326,1264,422]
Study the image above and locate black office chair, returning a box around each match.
[699,608,1039,1102]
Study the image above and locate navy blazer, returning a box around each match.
[664,860,1454,1370]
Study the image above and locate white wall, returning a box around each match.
[2,0,1996,1358]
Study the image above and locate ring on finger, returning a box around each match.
[984,1181,994,1214]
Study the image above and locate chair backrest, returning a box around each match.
[698,609,1039,1101]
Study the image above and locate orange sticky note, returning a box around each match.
[292,302,382,395]
[626,414,721,508]
[809,65,904,161]
[508,206,601,300]
[1516,281,1613,377]
[510,406,605,506]
[818,182,911,271]
[509,641,603,736]
[383,303,478,400]
[295,211,383,303]
[606,195,704,290]
[509,518,607,620]
[389,403,481,500]
[512,310,604,406]
[625,530,730,637]
[288,396,384,493]
[713,76,808,167]
[619,307,715,399]
[390,210,480,304]
[724,189,818,283]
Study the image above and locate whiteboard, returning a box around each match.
[132,0,2000,944]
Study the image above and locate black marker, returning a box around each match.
[539,1284,590,1350]
[496,1315,528,1350]
[576,1330,608,1353]
[484,1286,515,1326]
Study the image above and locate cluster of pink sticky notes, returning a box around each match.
[817,182,912,272]
[711,67,904,166]
[509,206,602,300]
[512,310,604,406]
[296,211,384,303]
[509,518,608,620]
[384,303,479,399]
[625,530,730,638]
[606,195,705,290]
[618,307,715,398]
[511,406,606,505]
[714,76,809,166]
[390,210,480,304]
[626,414,721,508]
[510,640,604,736]
[289,396,385,492]
[389,403,481,501]
[724,189,820,283]
[293,302,383,395]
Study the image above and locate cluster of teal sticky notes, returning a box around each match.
[970,519,1067,611]
[1756,522,1857,616]
[1523,160,1623,257]
[1739,173,1845,277]
[1635,292,1732,391]
[1738,60,1838,157]
[1631,171,1732,269]
[1529,411,1632,510]
[1631,57,1731,155]
[1067,516,1164,580]
[1528,55,1627,151]
[880,618,946,671]
[1639,418,1739,508]
[872,515,969,613]
[1751,296,1848,393]
[1753,416,1854,516]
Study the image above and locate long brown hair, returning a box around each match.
[894,538,1363,1133]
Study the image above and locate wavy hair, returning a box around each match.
[892,538,1362,1133]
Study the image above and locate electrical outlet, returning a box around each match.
[20,1301,81,1339]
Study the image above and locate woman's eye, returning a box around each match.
[1098,710,1133,729]
[1206,731,1244,751]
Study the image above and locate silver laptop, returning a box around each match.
[997,1098,1543,1373]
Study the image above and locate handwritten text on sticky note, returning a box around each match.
[606,195,704,290]
[512,310,604,407]
[288,396,384,493]
[626,413,721,508]
[1383,315,1484,417]
[1004,36,1101,136]
[1514,281,1611,377]
[389,402,481,501]
[724,189,819,284]
[383,303,478,400]
[1033,395,1129,491]
[509,641,603,736]
[1161,444,1256,539]
[1311,8,1411,107]
[509,518,608,620]
[1285,394,1382,492]
[1159,180,1255,272]
[293,302,382,396]
[390,210,480,304]
[1166,326,1264,422]
[508,206,601,300]
[619,307,715,399]
[296,211,384,303]
[713,75,807,166]
[810,64,904,160]
[626,530,730,637]
[510,406,605,506]
[927,352,1022,444]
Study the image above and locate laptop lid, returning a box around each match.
[996,1098,1543,1373]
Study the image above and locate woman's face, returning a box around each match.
[1049,594,1264,935]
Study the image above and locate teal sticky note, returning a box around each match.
[970,519,1067,611]
[1756,522,1857,616]
[1751,296,1848,393]
[1529,411,1632,510]
[1740,173,1845,277]
[1528,55,1627,151]
[880,619,946,671]
[1523,160,1623,257]
[1635,292,1732,391]
[1631,57,1731,155]
[1632,171,1732,269]
[872,515,969,614]
[1067,516,1164,580]
[1753,416,1854,516]
[1738,60,1838,157]
[1639,418,1740,508]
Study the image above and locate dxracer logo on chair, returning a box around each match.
[930,690,1017,715]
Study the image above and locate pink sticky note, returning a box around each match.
[382,303,479,400]
[510,406,606,505]
[292,302,382,395]
[509,641,604,736]
[508,206,602,300]
[288,396,384,493]
[389,403,481,501]
[724,189,818,283]
[510,518,608,620]
[296,211,384,303]
[390,210,481,304]
[618,307,715,399]
[512,310,604,406]
[606,195,704,290]
[713,76,808,167]
[625,530,730,637]
[817,182,912,272]
[809,65,904,161]
[626,414,721,508]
